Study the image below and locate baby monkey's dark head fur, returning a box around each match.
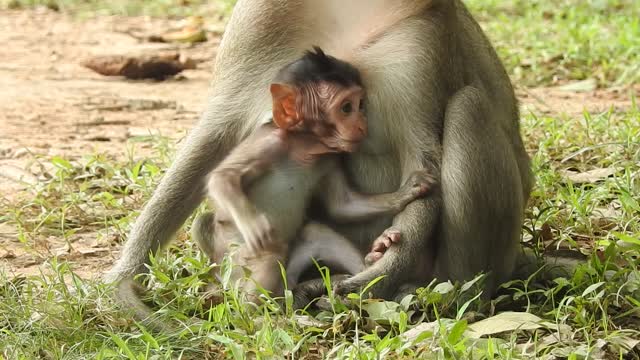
[270,46,367,153]
[275,46,363,89]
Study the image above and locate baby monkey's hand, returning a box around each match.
[239,212,277,254]
[395,170,438,211]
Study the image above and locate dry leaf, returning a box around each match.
[466,312,562,338]
[127,127,164,138]
[154,16,207,43]
[557,78,598,92]
[294,315,330,328]
[82,53,197,80]
[540,222,554,241]
[159,27,206,43]
[560,168,618,184]
[0,249,16,259]
[0,164,39,185]
[402,321,440,344]
[77,247,110,256]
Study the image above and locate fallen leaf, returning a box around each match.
[557,78,598,92]
[127,127,164,138]
[0,249,16,259]
[401,321,440,344]
[466,312,560,338]
[153,16,207,43]
[53,244,71,257]
[77,247,110,256]
[83,135,112,142]
[539,222,554,241]
[82,53,197,80]
[560,168,618,184]
[0,164,39,185]
[612,334,640,354]
[159,27,206,43]
[294,315,329,328]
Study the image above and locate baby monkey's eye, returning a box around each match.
[341,102,353,114]
[359,100,365,111]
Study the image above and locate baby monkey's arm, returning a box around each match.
[207,127,287,253]
[319,169,437,223]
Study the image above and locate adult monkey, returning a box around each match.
[106,0,533,303]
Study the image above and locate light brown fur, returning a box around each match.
[194,123,434,299]
[107,0,534,320]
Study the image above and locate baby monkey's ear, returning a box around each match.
[270,83,301,129]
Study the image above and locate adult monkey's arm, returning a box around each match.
[104,1,302,283]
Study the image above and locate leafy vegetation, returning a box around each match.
[467,0,640,86]
[1,0,639,358]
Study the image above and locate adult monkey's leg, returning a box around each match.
[104,0,301,284]
[332,2,532,299]
[106,92,242,281]
[435,85,530,295]
[335,83,530,298]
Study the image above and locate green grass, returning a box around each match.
[1,1,640,359]
[467,0,640,87]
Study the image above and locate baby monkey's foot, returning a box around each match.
[364,228,401,266]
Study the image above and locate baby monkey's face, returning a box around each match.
[304,82,367,153]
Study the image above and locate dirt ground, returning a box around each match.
[0,9,636,280]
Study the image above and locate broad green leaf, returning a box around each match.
[448,319,468,344]
[433,281,455,294]
[466,312,559,338]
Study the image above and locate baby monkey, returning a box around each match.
[193,47,435,300]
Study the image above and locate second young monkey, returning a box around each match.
[192,47,436,299]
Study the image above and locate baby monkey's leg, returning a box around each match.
[193,211,290,299]
[286,222,365,287]
[191,212,217,261]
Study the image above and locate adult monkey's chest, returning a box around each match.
[293,0,437,193]
[345,152,401,195]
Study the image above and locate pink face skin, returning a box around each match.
[301,83,367,153]
[270,81,368,154]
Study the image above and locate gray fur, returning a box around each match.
[106,0,534,311]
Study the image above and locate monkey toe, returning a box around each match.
[366,228,401,266]
[333,278,363,297]
[382,228,401,243]
[370,239,386,252]
[375,228,401,248]
[364,251,383,266]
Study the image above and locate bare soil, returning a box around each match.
[0,9,636,280]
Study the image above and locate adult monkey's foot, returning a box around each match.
[364,227,401,266]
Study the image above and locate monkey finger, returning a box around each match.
[407,171,438,195]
